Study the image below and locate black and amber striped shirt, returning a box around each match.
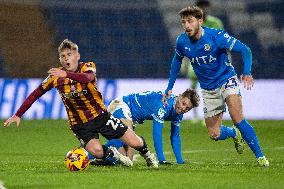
[16,62,106,126]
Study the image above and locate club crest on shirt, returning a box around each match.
[70,85,76,91]
[184,47,191,52]
[157,108,166,120]
[204,44,211,51]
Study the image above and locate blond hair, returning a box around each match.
[58,39,78,53]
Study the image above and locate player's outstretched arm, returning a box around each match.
[163,52,183,105]
[230,39,253,90]
[170,122,184,164]
[4,115,21,127]
[162,90,172,106]
[240,74,254,90]
[152,120,167,163]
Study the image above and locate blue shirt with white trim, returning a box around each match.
[166,27,252,91]
[123,91,184,164]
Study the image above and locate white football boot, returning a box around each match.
[109,146,133,167]
[140,151,159,168]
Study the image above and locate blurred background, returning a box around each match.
[0,0,283,120]
[0,0,283,79]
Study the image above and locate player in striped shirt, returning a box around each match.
[4,39,158,168]
[163,6,269,166]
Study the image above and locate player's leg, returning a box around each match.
[103,113,158,167]
[205,112,237,140]
[85,138,117,161]
[119,128,159,168]
[107,98,135,160]
[226,94,269,166]
[118,118,135,159]
[104,119,134,160]
[202,88,238,142]
[72,113,133,167]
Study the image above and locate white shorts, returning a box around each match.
[107,97,133,121]
[201,75,241,118]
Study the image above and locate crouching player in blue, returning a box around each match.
[90,89,200,165]
[163,6,269,166]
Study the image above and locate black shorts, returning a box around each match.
[71,111,128,146]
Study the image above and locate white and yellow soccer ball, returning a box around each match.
[64,147,90,171]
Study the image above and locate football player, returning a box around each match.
[163,6,269,166]
[90,89,200,165]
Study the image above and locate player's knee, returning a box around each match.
[127,137,143,148]
[86,144,104,158]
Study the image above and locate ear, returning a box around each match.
[77,52,81,61]
[199,18,203,25]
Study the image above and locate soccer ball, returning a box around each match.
[64,147,90,171]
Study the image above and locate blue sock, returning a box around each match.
[104,140,125,165]
[88,152,95,160]
[218,125,236,140]
[87,139,125,162]
[105,139,125,149]
[236,119,264,158]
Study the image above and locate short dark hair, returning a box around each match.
[58,39,78,53]
[181,89,200,108]
[178,6,203,19]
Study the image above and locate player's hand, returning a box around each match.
[159,160,173,165]
[240,74,254,90]
[162,90,172,106]
[48,68,67,78]
[3,115,21,127]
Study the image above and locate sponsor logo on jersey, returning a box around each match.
[188,55,217,65]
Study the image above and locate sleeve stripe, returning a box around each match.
[175,49,183,57]
[152,114,164,123]
[229,38,237,51]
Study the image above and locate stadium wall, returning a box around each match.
[0,78,283,120]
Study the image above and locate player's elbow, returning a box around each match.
[243,45,252,56]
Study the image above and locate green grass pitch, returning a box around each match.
[0,119,283,189]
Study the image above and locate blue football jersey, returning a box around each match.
[175,27,237,90]
[123,91,183,124]
[122,91,184,163]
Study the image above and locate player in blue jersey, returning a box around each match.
[163,6,269,166]
[91,89,200,165]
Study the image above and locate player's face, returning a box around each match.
[181,15,203,39]
[175,96,193,114]
[59,49,80,72]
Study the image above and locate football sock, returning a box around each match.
[105,139,125,149]
[236,119,264,158]
[217,125,236,140]
[102,145,117,164]
[134,136,149,155]
[102,145,114,159]
[87,152,95,160]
